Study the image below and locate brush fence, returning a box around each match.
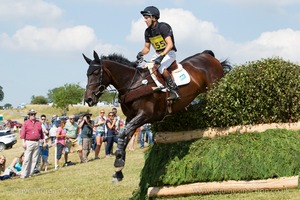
[149,122,300,197]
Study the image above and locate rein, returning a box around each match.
[88,59,157,104]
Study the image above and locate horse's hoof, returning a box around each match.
[112,171,123,182]
[112,177,121,183]
[114,159,125,168]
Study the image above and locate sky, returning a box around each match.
[1,0,300,107]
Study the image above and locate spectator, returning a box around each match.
[41,114,50,136]
[140,123,153,148]
[127,128,139,151]
[76,115,83,161]
[94,109,106,159]
[1,153,25,180]
[20,109,45,179]
[40,136,52,172]
[78,113,94,163]
[64,115,79,166]
[49,120,59,144]
[112,107,121,132]
[0,155,6,174]
[34,114,49,174]
[55,120,67,169]
[105,112,118,157]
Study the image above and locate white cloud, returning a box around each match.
[223,0,300,7]
[126,8,300,64]
[0,25,97,52]
[235,29,300,64]
[0,0,62,21]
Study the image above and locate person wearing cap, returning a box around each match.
[137,6,180,101]
[20,109,45,179]
[78,113,94,163]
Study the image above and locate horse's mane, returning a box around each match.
[100,53,137,68]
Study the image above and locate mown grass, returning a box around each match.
[2,106,300,199]
[0,135,145,200]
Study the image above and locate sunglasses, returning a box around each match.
[69,118,74,120]
[100,112,105,113]
[41,118,46,120]
[30,113,36,116]
[108,114,114,116]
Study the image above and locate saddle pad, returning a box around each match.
[172,64,190,86]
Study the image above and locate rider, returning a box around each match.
[136,6,180,101]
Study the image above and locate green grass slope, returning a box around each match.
[133,129,300,199]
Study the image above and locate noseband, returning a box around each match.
[87,63,106,97]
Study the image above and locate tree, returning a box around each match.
[4,103,12,109]
[0,86,4,102]
[31,95,48,104]
[99,90,117,103]
[48,83,85,114]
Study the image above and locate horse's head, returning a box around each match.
[83,51,109,106]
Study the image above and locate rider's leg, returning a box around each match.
[162,69,180,100]
[149,67,165,91]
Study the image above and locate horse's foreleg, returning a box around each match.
[112,116,146,182]
[112,125,132,182]
[114,128,127,169]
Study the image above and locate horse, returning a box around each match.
[83,50,231,182]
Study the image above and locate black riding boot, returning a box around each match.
[166,76,180,100]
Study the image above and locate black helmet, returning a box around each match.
[140,6,160,19]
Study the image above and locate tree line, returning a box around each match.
[0,83,117,112]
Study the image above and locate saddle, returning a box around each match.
[145,60,191,88]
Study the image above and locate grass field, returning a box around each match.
[1,106,300,199]
[0,135,145,200]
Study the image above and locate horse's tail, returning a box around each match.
[221,59,232,74]
[201,50,232,74]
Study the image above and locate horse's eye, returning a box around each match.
[93,69,100,75]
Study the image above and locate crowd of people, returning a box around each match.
[0,107,153,180]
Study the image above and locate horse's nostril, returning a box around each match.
[85,98,93,106]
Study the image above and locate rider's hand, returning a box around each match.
[153,54,165,65]
[136,52,143,60]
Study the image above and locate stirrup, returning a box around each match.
[167,92,180,101]
[152,85,166,92]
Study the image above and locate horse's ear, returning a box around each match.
[82,53,92,65]
[93,50,100,62]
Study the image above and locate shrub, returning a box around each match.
[205,57,300,127]
[154,57,300,131]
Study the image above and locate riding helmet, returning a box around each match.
[140,6,160,19]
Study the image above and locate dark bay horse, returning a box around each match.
[83,50,231,182]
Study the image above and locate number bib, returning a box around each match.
[149,34,166,51]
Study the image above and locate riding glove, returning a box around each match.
[136,52,143,60]
[153,55,165,65]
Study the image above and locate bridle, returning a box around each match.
[86,63,106,97]
[86,59,155,102]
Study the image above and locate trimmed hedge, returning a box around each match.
[132,129,300,199]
